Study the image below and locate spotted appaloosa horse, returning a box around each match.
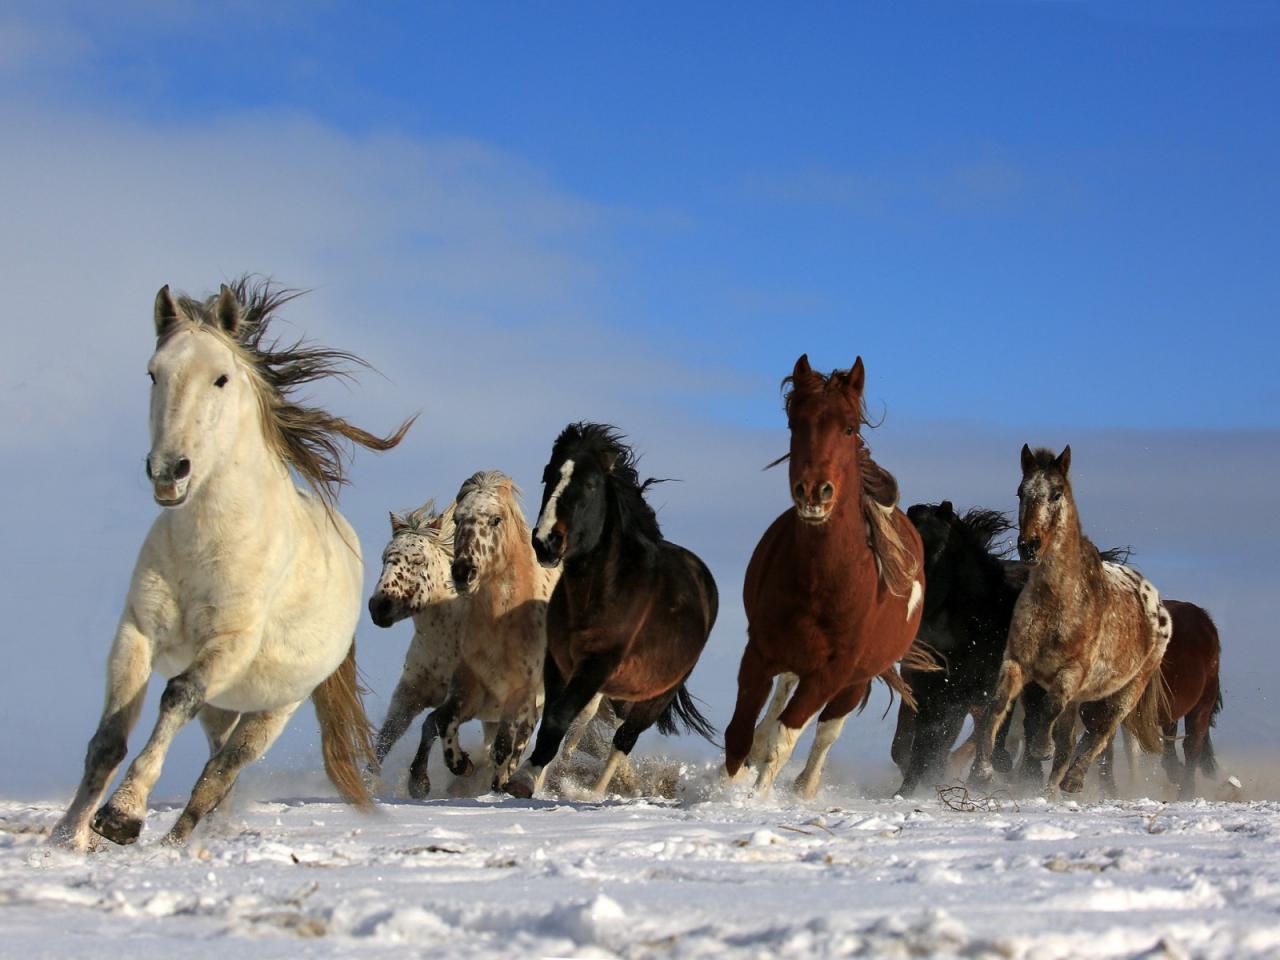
[366,500,473,798]
[971,445,1170,794]
[51,279,411,851]
[506,423,719,799]
[724,355,934,798]
[430,471,560,792]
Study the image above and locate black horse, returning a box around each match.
[504,423,718,799]
[891,501,1049,796]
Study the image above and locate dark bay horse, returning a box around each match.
[1157,600,1222,797]
[971,445,1170,794]
[505,423,718,798]
[890,502,1049,795]
[724,355,932,797]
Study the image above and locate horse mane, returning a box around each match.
[395,498,456,553]
[456,470,530,532]
[554,422,664,543]
[956,506,1017,557]
[779,367,916,596]
[167,276,414,506]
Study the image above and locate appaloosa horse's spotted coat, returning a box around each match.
[971,445,1170,794]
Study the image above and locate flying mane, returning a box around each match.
[165,275,414,505]
[553,423,664,543]
[779,367,917,596]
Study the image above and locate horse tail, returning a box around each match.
[311,639,377,809]
[656,683,719,746]
[1122,672,1168,755]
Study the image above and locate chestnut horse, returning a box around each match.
[971,445,1170,794]
[724,355,932,798]
[506,423,718,799]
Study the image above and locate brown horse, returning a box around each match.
[724,355,931,797]
[505,423,719,799]
[1156,600,1222,796]
[971,445,1170,794]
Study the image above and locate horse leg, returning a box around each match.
[1160,722,1181,785]
[748,673,799,769]
[50,623,152,851]
[507,651,621,798]
[754,674,835,796]
[199,706,241,756]
[970,660,1026,785]
[435,668,488,778]
[406,708,439,800]
[1063,686,1139,795]
[1097,736,1118,799]
[492,694,540,791]
[163,702,300,846]
[373,675,430,771]
[94,630,261,845]
[558,692,605,765]
[1181,696,1217,799]
[890,700,917,777]
[723,645,775,779]
[991,709,1015,774]
[899,700,965,797]
[1016,684,1049,786]
[1046,705,1079,794]
[587,687,682,799]
[794,682,867,799]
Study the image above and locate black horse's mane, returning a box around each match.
[554,422,664,543]
[956,506,1017,557]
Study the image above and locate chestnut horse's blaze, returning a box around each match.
[724,353,935,798]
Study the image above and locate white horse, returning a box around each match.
[366,499,475,798]
[50,279,411,851]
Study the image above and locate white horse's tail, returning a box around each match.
[312,639,376,809]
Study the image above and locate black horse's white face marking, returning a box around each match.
[532,458,574,565]
[532,453,609,567]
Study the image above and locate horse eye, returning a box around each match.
[214,374,229,388]
[1050,489,1063,502]
[489,516,502,527]
[844,425,855,436]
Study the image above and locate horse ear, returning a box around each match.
[1057,444,1072,476]
[154,284,179,337]
[390,511,408,534]
[426,514,444,530]
[845,356,865,395]
[792,354,813,381]
[600,449,620,474]
[216,284,241,335]
[1020,443,1035,475]
[939,500,954,519]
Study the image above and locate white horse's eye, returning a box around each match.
[214,374,229,388]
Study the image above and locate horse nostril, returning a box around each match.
[173,458,191,480]
[793,482,806,501]
[144,457,153,480]
[819,482,834,503]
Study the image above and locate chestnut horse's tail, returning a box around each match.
[656,683,719,746]
[311,639,377,809]
[1122,671,1170,755]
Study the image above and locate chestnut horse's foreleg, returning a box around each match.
[163,702,299,846]
[1015,683,1049,786]
[1180,691,1219,799]
[723,645,776,779]
[753,674,840,795]
[1046,705,1079,793]
[50,622,153,851]
[506,651,621,799]
[793,682,866,799]
[748,673,798,769]
[970,659,1026,785]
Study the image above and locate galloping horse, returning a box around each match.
[506,423,718,799]
[430,471,559,792]
[51,279,411,850]
[890,502,1048,795]
[724,355,931,798]
[1156,600,1222,797]
[971,445,1169,794]
[366,500,471,798]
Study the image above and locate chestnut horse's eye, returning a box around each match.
[214,374,229,388]
[844,425,855,436]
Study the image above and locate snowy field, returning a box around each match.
[3,760,1279,960]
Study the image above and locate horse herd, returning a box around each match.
[49,279,1223,852]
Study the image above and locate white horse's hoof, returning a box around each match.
[504,767,537,799]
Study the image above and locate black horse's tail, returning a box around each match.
[1201,685,1224,776]
[657,683,719,746]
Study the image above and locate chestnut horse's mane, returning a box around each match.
[777,367,918,597]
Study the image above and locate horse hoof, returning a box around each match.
[407,775,430,801]
[443,748,473,777]
[968,760,994,786]
[992,748,1013,774]
[1060,770,1085,794]
[91,805,143,846]
[1027,736,1054,762]
[504,772,535,799]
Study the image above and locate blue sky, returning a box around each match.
[2,2,1277,796]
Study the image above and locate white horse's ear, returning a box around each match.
[390,511,408,534]
[216,284,241,335]
[154,284,180,337]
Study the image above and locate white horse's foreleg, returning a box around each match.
[748,674,798,769]
[754,714,815,796]
[164,702,299,846]
[198,705,242,756]
[793,716,847,799]
[95,630,261,845]
[50,623,152,851]
[493,694,541,790]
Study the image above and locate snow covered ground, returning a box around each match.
[3,759,1279,960]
